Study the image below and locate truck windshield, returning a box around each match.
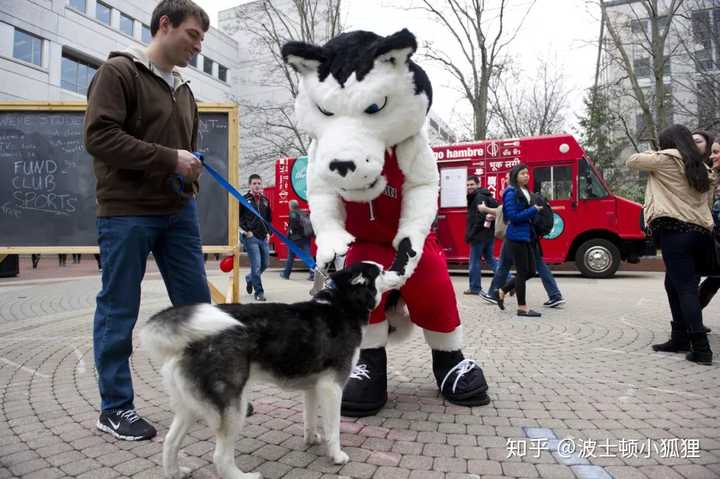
[579,158,609,199]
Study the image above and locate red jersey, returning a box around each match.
[344,148,403,244]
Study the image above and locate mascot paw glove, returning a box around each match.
[315,230,355,267]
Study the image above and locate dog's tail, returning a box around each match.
[385,290,414,344]
[140,304,239,364]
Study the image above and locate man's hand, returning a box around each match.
[245,231,254,238]
[176,150,201,180]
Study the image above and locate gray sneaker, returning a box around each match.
[479,290,498,305]
[543,297,566,308]
[97,410,156,441]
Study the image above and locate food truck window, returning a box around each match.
[533,166,573,200]
[578,159,609,199]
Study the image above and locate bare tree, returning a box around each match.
[415,0,536,140]
[599,0,685,148]
[221,0,343,177]
[488,59,571,138]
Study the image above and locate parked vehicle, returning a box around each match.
[272,134,653,278]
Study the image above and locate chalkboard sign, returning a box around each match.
[0,102,238,252]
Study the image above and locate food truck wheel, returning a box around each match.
[576,239,620,279]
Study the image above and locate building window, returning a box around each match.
[13,29,43,66]
[141,24,151,43]
[218,64,228,82]
[189,54,198,67]
[697,80,719,129]
[633,57,651,78]
[61,53,98,95]
[96,1,111,25]
[68,0,86,13]
[203,56,213,75]
[119,13,134,36]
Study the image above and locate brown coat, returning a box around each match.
[626,149,714,231]
[84,46,198,217]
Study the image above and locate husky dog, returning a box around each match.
[141,262,388,479]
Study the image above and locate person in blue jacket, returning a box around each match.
[497,164,543,317]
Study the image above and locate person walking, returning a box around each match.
[495,164,543,317]
[627,124,714,365]
[699,137,720,313]
[281,199,314,280]
[84,0,212,440]
[240,174,271,301]
[464,176,498,295]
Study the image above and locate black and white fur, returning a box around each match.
[140,262,389,479]
[282,29,438,287]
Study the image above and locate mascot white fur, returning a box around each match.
[282,29,489,416]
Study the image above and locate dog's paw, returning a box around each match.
[331,450,349,465]
[166,466,191,479]
[304,431,322,445]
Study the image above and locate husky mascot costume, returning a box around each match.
[282,29,490,417]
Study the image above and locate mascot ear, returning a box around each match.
[374,28,417,67]
[282,41,324,76]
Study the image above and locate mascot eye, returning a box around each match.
[364,97,388,115]
[317,105,334,117]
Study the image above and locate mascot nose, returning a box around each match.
[329,160,357,178]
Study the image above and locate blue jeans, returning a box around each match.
[468,240,498,292]
[282,238,313,279]
[489,241,561,300]
[93,200,210,413]
[244,235,269,294]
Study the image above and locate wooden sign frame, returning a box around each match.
[0,101,241,302]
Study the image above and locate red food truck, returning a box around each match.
[272,134,651,278]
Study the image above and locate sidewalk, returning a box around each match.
[0,266,718,479]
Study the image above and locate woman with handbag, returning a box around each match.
[627,124,714,365]
[496,164,543,317]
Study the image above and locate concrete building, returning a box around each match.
[0,0,239,103]
[601,0,720,145]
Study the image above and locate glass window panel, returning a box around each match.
[553,166,573,200]
[96,2,111,25]
[579,159,608,199]
[203,56,213,75]
[189,54,198,67]
[218,65,227,82]
[13,29,42,66]
[533,167,552,197]
[141,24,151,43]
[61,56,77,91]
[120,13,134,36]
[68,0,86,13]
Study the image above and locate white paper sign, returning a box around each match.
[440,167,467,208]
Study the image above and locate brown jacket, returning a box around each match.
[626,149,714,231]
[85,46,198,216]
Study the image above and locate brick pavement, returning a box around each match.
[0,265,718,479]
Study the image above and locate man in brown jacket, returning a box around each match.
[84,0,210,441]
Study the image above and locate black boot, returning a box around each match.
[686,333,713,365]
[432,350,490,407]
[341,348,387,417]
[652,322,690,352]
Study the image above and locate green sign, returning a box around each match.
[291,156,309,201]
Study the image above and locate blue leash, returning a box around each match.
[193,153,320,274]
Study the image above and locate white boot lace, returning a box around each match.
[440,359,478,394]
[349,363,370,381]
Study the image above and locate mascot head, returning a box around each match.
[282,29,432,202]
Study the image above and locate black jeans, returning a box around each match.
[502,240,536,306]
[657,229,714,334]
